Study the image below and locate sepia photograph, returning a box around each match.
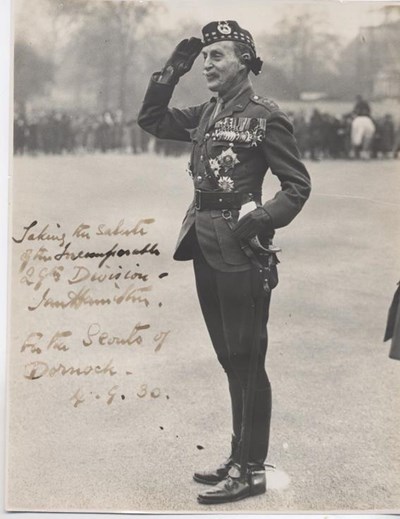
[5,0,400,513]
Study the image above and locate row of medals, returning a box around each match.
[187,117,267,190]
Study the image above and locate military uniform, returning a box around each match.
[139,77,310,266]
[138,20,311,504]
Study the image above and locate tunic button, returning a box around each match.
[218,198,223,202]
[205,133,210,139]
[197,176,202,180]
[200,155,204,161]
[254,95,259,100]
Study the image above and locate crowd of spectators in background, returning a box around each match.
[13,96,400,160]
[13,108,191,158]
[292,96,399,161]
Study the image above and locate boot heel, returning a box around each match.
[249,470,266,496]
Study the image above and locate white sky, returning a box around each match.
[156,0,389,41]
[14,0,398,47]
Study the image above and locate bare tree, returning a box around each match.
[43,0,92,65]
[14,40,54,110]
[58,1,162,112]
[259,8,342,98]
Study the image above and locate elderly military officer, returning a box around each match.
[138,20,311,504]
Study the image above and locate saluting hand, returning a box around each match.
[162,38,203,83]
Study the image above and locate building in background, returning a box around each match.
[342,19,400,100]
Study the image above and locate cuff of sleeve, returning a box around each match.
[153,66,178,85]
[143,74,176,105]
[261,206,274,228]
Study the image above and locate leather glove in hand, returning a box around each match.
[232,207,273,242]
[162,38,203,83]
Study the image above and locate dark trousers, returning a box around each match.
[191,229,272,464]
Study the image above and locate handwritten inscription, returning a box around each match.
[13,217,171,409]
[24,359,117,380]
[20,326,170,354]
[27,284,152,311]
[70,384,162,408]
[13,218,155,245]
[13,218,164,310]
[19,264,148,289]
[21,331,72,354]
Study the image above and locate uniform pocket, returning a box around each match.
[211,212,249,266]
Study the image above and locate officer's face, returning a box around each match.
[202,41,246,95]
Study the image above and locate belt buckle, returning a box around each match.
[195,190,201,210]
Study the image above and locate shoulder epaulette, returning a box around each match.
[250,94,280,113]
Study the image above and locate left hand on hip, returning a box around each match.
[232,207,272,241]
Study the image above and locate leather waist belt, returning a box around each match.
[195,190,259,211]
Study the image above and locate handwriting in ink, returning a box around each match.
[24,359,117,380]
[27,284,152,311]
[67,265,148,285]
[20,330,72,354]
[83,322,151,347]
[54,242,160,268]
[12,220,66,248]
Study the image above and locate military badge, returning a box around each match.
[218,148,239,170]
[217,21,232,35]
[218,176,235,192]
[208,157,221,176]
[204,147,239,191]
[212,117,267,146]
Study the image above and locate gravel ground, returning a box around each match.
[6,153,400,513]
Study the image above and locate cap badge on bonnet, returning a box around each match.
[217,21,232,35]
[201,20,263,75]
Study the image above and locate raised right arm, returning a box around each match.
[138,37,205,142]
[138,76,207,142]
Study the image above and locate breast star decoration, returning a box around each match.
[209,158,221,177]
[207,147,240,191]
[218,176,235,192]
[219,148,240,170]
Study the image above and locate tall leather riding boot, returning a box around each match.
[245,385,272,465]
[193,435,239,485]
